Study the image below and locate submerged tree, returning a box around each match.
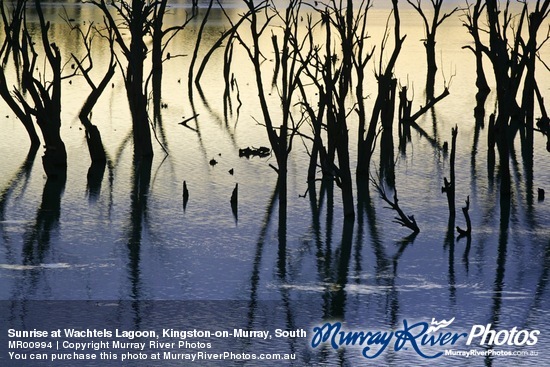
[151,0,190,120]
[318,0,366,218]
[297,0,369,219]
[482,0,550,197]
[357,0,405,181]
[233,0,308,223]
[0,0,70,179]
[63,16,117,167]
[0,0,25,66]
[406,0,458,103]
[461,0,490,116]
[518,0,550,151]
[90,0,153,159]
[90,0,185,159]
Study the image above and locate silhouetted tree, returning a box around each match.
[151,0,190,119]
[357,0,405,180]
[406,0,458,103]
[10,1,68,179]
[0,0,25,66]
[371,173,420,233]
[461,0,490,116]
[442,126,458,221]
[63,16,117,166]
[90,0,175,159]
[234,0,308,223]
[482,0,550,196]
[297,0,366,218]
[0,60,40,151]
[352,1,376,180]
[320,0,359,218]
[519,0,550,150]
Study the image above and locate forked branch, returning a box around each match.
[457,196,472,236]
[370,173,420,233]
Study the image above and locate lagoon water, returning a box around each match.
[0,1,549,365]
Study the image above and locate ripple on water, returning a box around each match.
[0,263,71,270]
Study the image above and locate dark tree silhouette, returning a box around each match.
[0,63,40,151]
[0,0,25,66]
[371,173,420,233]
[482,0,550,197]
[519,0,550,151]
[234,0,308,223]
[442,126,458,221]
[4,1,68,179]
[90,0,177,159]
[318,0,360,218]
[457,196,472,237]
[461,0,490,116]
[406,0,458,103]
[188,0,213,98]
[151,0,190,119]
[357,0,405,180]
[63,17,117,166]
[297,0,368,218]
[352,0,376,180]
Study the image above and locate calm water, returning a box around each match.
[0,1,549,366]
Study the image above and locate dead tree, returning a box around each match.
[0,41,40,150]
[188,0,213,97]
[234,0,308,222]
[11,1,68,179]
[406,0,458,104]
[63,17,117,166]
[90,0,172,160]
[0,0,25,66]
[351,0,376,181]
[194,4,256,87]
[370,174,420,233]
[483,1,517,196]
[293,13,328,183]
[357,0,405,179]
[456,196,472,237]
[398,86,413,152]
[519,0,550,151]
[461,0,490,117]
[481,0,550,196]
[441,126,458,221]
[295,1,366,218]
[320,0,364,218]
[150,0,190,119]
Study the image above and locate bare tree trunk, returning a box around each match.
[442,126,458,221]
[92,0,180,159]
[357,0,405,178]
[0,67,40,149]
[189,0,213,97]
[151,0,168,119]
[27,1,66,179]
[235,0,306,224]
[520,0,550,156]
[379,78,397,188]
[425,35,437,103]
[407,0,458,104]
[461,0,490,95]
[78,63,115,165]
[128,0,153,158]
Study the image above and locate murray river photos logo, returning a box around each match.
[310,318,540,359]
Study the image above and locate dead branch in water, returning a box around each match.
[457,196,472,237]
[370,173,420,233]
